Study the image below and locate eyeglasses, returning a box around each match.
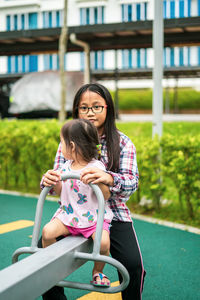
[78,105,107,114]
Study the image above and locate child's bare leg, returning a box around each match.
[42,218,70,248]
[91,229,110,284]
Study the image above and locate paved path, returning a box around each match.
[119,114,200,122]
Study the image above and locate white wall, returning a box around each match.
[0,57,7,74]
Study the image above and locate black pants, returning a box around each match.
[110,220,145,300]
[38,220,145,300]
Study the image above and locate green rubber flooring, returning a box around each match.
[0,193,200,300]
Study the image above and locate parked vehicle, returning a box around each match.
[9,71,84,119]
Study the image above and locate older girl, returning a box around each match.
[42,83,145,300]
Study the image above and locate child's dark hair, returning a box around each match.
[72,83,120,172]
[61,119,100,162]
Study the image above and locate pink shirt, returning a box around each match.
[52,131,139,222]
[52,159,113,228]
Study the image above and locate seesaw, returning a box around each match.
[0,173,129,300]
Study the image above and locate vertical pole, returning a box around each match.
[173,77,178,113]
[152,0,163,137]
[114,50,119,119]
[165,78,170,114]
[84,45,91,84]
[59,0,68,122]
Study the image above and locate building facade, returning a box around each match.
[0,0,200,87]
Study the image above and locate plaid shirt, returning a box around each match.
[53,131,139,222]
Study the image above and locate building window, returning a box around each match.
[14,15,18,30]
[179,0,184,18]
[80,6,104,70]
[42,11,62,28]
[22,56,26,72]
[56,11,61,27]
[6,15,11,31]
[170,48,175,66]
[91,51,104,70]
[122,49,147,69]
[14,56,18,73]
[43,54,60,70]
[163,0,191,19]
[164,46,192,67]
[80,51,104,71]
[7,57,11,73]
[7,55,38,73]
[170,0,175,18]
[29,55,38,72]
[198,0,200,16]
[21,14,25,30]
[6,13,38,31]
[121,2,148,22]
[28,13,38,29]
[80,6,104,25]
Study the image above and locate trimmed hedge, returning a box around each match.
[133,134,200,221]
[0,120,61,192]
[0,120,200,224]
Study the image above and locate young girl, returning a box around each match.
[42,119,113,287]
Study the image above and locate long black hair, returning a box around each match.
[72,83,120,172]
[61,119,100,163]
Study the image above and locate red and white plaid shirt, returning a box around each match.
[51,131,139,222]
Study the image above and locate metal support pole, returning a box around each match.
[114,50,119,119]
[152,0,163,138]
[165,78,170,114]
[173,77,179,113]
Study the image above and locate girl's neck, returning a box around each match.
[97,124,105,136]
[70,159,89,170]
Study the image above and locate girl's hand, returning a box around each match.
[43,169,61,187]
[80,167,114,186]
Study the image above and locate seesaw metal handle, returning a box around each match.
[58,252,130,293]
[31,172,105,256]
[12,172,130,293]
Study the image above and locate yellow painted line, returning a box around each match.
[77,281,122,300]
[0,220,34,234]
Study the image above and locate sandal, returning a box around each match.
[91,272,110,287]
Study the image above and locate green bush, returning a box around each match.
[136,137,165,212]
[0,120,200,226]
[127,134,200,226]
[0,120,61,192]
[161,134,200,219]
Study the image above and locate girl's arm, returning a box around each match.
[53,143,66,170]
[40,143,66,191]
[53,181,62,196]
[97,183,111,200]
[106,139,139,198]
[41,169,62,194]
[80,137,139,200]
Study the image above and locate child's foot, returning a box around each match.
[91,272,110,287]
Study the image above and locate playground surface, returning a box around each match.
[0,192,200,300]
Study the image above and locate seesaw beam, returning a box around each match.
[0,236,92,300]
[0,173,130,299]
